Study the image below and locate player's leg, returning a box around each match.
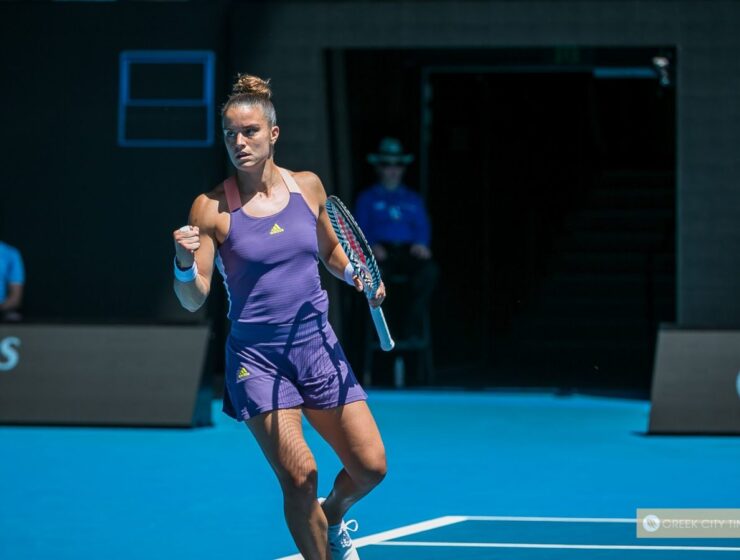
[246,408,331,560]
[303,401,387,525]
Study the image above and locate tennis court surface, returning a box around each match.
[2,390,738,559]
[277,515,740,559]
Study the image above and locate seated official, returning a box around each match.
[355,138,438,339]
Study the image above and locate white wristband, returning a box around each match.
[174,257,198,282]
[343,262,356,286]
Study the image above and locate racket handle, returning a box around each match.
[369,304,395,351]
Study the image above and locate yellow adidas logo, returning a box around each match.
[237,367,250,379]
[269,223,285,235]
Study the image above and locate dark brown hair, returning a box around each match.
[221,73,276,126]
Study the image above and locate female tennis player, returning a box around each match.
[172,74,387,560]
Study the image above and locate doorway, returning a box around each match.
[333,48,676,393]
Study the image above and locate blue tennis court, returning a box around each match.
[1,390,738,559]
[313,516,740,559]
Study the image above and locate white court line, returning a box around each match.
[465,515,636,523]
[273,515,466,560]
[375,541,740,552]
[352,515,467,547]
[275,514,740,558]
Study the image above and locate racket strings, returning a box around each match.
[326,197,383,294]
[336,216,368,267]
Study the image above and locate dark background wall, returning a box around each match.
[0,2,228,322]
[226,0,740,331]
[1,0,738,333]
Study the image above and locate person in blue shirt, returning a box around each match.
[0,241,25,322]
[355,138,438,340]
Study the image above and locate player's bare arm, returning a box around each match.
[295,172,348,275]
[296,171,386,306]
[173,191,220,312]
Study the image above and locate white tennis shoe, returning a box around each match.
[327,519,360,560]
[319,497,360,560]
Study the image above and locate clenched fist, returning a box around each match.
[173,225,200,268]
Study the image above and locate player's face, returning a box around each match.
[222,104,279,170]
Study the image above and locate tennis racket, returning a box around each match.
[325,195,395,351]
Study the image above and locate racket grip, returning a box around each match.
[369,305,395,351]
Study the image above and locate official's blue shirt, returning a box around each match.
[354,184,431,246]
[0,242,24,304]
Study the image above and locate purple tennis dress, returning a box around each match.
[216,167,367,421]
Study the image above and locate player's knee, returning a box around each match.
[279,462,319,499]
[357,452,387,489]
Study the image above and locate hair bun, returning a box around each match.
[232,74,272,100]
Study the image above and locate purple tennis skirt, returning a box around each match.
[223,312,368,421]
